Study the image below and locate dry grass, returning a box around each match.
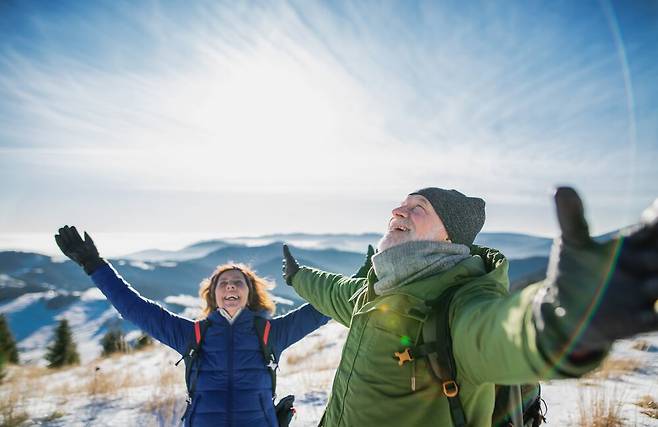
[42,363,144,398]
[87,366,142,397]
[298,369,334,392]
[636,395,658,420]
[0,347,180,424]
[153,362,183,389]
[631,340,653,352]
[144,364,186,427]
[16,364,85,400]
[5,364,49,383]
[577,388,625,427]
[585,356,644,380]
[2,364,53,400]
[285,338,331,366]
[145,395,184,427]
[40,410,66,422]
[0,384,29,427]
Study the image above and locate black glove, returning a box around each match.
[282,244,300,286]
[351,244,375,278]
[55,225,106,275]
[535,187,658,355]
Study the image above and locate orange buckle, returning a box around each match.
[442,380,459,398]
[394,348,414,366]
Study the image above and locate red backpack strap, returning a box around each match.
[194,320,202,344]
[178,318,211,422]
[254,316,277,397]
[262,319,271,346]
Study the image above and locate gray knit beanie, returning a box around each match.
[410,188,485,245]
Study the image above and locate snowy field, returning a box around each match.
[1,319,657,426]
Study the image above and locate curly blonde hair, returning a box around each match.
[198,263,276,319]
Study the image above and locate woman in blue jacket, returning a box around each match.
[55,225,329,427]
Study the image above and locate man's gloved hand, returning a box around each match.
[535,187,658,356]
[282,244,300,286]
[55,225,106,275]
[351,244,375,278]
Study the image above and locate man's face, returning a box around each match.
[378,194,450,251]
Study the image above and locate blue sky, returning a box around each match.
[1,0,656,247]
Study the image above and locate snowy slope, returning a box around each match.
[0,289,142,365]
[2,320,657,426]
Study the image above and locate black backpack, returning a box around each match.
[176,317,296,426]
[404,286,547,427]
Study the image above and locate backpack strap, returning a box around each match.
[411,286,466,427]
[254,316,278,398]
[176,318,211,421]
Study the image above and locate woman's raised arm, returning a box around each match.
[55,226,193,354]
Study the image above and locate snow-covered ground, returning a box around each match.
[541,333,658,426]
[0,321,345,427]
[2,319,657,426]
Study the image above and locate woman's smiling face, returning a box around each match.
[214,269,250,316]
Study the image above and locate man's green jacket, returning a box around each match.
[291,246,604,426]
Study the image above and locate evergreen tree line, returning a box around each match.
[45,320,154,367]
[0,313,153,380]
[0,313,19,382]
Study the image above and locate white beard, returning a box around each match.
[378,231,411,252]
[378,227,444,252]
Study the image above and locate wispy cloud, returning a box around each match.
[0,0,655,236]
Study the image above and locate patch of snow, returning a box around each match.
[157,261,178,267]
[0,291,49,314]
[179,306,202,320]
[163,294,198,308]
[128,261,154,271]
[80,287,106,301]
[272,295,294,305]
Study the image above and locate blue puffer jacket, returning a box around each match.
[91,262,330,427]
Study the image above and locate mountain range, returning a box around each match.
[0,232,555,363]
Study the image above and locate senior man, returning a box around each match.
[282,186,658,427]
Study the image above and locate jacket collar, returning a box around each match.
[207,307,272,325]
[361,244,509,301]
[208,307,254,325]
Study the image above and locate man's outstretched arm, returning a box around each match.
[532,187,658,362]
[282,244,367,327]
[452,187,658,384]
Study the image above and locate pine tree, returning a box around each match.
[100,328,128,357]
[0,313,19,364]
[133,332,153,351]
[45,319,80,368]
[0,350,6,383]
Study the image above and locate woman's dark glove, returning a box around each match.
[351,245,375,278]
[55,225,106,275]
[534,187,658,356]
[282,244,300,286]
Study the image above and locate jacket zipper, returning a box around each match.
[228,323,234,427]
[411,359,416,391]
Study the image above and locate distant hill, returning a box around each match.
[0,232,558,363]
[122,233,382,262]
[473,232,552,259]
[508,256,549,292]
[122,232,555,262]
[0,232,555,302]
[123,240,231,262]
